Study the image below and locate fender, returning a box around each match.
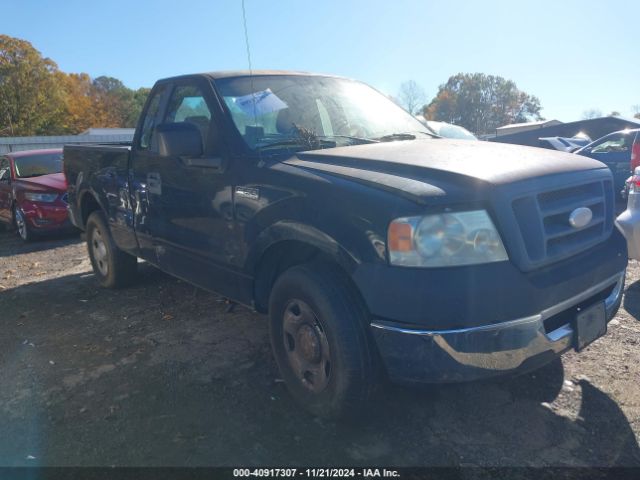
[245,220,361,276]
[77,188,106,228]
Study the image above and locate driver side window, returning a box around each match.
[138,86,167,151]
[164,84,213,151]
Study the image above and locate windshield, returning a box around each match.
[14,153,63,178]
[215,75,433,152]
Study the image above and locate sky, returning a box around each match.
[3,0,639,122]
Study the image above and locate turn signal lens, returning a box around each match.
[388,221,413,252]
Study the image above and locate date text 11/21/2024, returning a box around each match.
[232,468,400,478]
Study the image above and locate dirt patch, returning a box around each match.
[0,230,639,466]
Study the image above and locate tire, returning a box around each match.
[268,262,378,419]
[86,211,137,288]
[14,207,32,242]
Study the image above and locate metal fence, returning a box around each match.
[0,133,134,154]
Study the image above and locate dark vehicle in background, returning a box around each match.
[64,71,626,418]
[575,128,640,198]
[538,136,591,153]
[0,148,71,241]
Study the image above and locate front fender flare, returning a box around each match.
[245,220,360,275]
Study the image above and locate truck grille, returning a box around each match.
[511,178,614,268]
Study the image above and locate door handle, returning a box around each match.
[181,156,223,170]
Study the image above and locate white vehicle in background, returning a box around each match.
[415,115,478,140]
[616,167,640,259]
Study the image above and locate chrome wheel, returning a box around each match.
[91,228,109,276]
[282,299,332,393]
[15,209,28,241]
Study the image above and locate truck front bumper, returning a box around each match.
[370,270,625,383]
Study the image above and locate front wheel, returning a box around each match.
[86,211,137,288]
[268,262,378,419]
[14,208,32,242]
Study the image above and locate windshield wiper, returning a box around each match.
[375,133,417,142]
[317,135,379,145]
[376,131,440,142]
[256,138,336,151]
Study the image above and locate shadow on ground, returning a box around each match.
[0,267,638,467]
[0,229,81,258]
[623,279,640,321]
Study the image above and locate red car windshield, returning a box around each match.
[14,153,63,178]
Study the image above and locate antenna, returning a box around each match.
[241,0,258,127]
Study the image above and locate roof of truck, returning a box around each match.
[157,70,346,83]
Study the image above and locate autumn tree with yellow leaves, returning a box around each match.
[0,34,149,136]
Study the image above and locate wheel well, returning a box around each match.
[253,241,336,313]
[80,193,102,229]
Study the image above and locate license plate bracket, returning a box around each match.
[575,301,607,351]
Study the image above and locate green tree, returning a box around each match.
[424,73,543,135]
[91,77,150,128]
[126,88,151,126]
[0,35,66,136]
[91,75,133,127]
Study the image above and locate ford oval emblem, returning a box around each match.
[568,207,593,229]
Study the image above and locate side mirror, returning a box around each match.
[155,122,203,158]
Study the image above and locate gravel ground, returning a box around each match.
[0,229,639,467]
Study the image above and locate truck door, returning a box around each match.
[133,78,239,294]
[129,84,170,264]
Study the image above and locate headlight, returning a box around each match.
[388,210,508,267]
[24,192,58,203]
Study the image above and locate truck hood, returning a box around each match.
[284,139,608,202]
[16,172,67,192]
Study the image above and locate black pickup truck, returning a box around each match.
[64,71,627,418]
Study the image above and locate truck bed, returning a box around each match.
[63,143,132,233]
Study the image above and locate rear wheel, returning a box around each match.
[268,262,378,419]
[86,211,137,288]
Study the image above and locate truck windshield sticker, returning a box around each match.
[234,89,288,117]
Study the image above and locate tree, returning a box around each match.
[609,111,621,117]
[57,72,100,133]
[0,35,150,135]
[0,35,66,136]
[126,88,151,126]
[398,80,426,115]
[633,105,640,120]
[582,109,603,119]
[90,77,150,128]
[424,73,542,135]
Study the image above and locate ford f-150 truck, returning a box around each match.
[64,71,627,418]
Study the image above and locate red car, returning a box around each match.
[0,148,71,241]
